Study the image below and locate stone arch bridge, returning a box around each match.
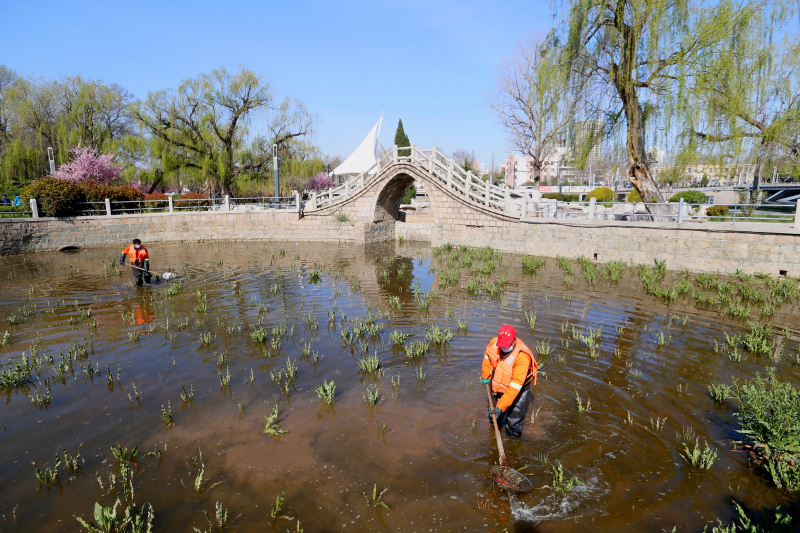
[302,146,532,243]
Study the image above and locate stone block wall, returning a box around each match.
[2,160,798,277]
[395,219,800,276]
[0,211,358,255]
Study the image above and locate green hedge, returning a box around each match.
[628,189,642,203]
[0,205,29,218]
[669,190,708,204]
[585,186,616,202]
[541,193,579,201]
[21,178,84,217]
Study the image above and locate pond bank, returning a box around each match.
[1,211,798,276]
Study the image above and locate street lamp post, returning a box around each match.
[273,144,279,203]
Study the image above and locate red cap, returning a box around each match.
[497,325,516,349]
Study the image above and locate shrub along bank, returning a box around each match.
[669,190,709,205]
[20,178,210,217]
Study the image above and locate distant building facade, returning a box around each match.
[505,150,580,188]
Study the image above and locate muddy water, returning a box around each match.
[0,241,798,532]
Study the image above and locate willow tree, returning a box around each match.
[490,33,585,190]
[0,69,135,189]
[559,0,788,206]
[134,66,316,196]
[686,34,800,182]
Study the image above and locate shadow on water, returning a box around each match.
[0,240,798,532]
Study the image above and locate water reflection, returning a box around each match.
[0,241,797,532]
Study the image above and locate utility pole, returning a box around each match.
[273,144,279,202]
[558,163,563,198]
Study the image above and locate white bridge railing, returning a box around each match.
[305,145,800,228]
[307,145,527,214]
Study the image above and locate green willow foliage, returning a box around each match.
[0,64,322,197]
[686,31,800,173]
[133,66,318,196]
[556,0,795,203]
[0,66,135,194]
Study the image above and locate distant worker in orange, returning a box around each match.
[481,325,538,438]
[120,238,151,286]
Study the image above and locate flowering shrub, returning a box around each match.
[77,181,143,203]
[144,193,169,208]
[21,178,83,217]
[53,147,123,184]
[109,185,145,203]
[307,172,335,192]
[706,205,729,217]
[175,192,210,207]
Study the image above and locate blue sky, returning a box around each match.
[1,0,553,168]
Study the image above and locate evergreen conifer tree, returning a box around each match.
[394,119,414,203]
[394,119,410,157]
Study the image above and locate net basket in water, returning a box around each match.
[490,465,533,493]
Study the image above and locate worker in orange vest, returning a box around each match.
[481,325,538,438]
[120,238,151,286]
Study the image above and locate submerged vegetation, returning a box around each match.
[1,242,799,531]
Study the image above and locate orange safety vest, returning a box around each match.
[122,245,149,263]
[485,338,538,394]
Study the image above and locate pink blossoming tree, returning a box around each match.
[307,172,335,192]
[53,147,123,184]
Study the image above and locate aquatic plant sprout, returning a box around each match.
[3,242,800,531]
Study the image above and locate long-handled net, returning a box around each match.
[485,384,533,493]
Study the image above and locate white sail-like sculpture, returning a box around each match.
[333,118,387,178]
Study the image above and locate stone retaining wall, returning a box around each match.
[395,219,800,276]
[2,211,798,276]
[0,211,367,255]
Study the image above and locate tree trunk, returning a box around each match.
[532,159,542,191]
[147,170,163,195]
[621,90,664,205]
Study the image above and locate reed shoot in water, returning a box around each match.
[542,462,583,495]
[263,405,289,435]
[358,353,381,374]
[536,339,552,356]
[316,380,336,405]
[363,385,383,406]
[425,325,452,345]
[521,256,545,273]
[389,330,408,345]
[676,428,716,470]
[404,340,429,358]
[180,383,194,403]
[524,310,536,330]
[388,296,402,310]
[575,391,590,414]
[161,402,174,426]
[251,326,268,343]
[270,492,285,518]
[363,484,389,508]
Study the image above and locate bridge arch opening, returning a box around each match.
[373,174,418,222]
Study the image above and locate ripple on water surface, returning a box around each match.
[0,241,798,532]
